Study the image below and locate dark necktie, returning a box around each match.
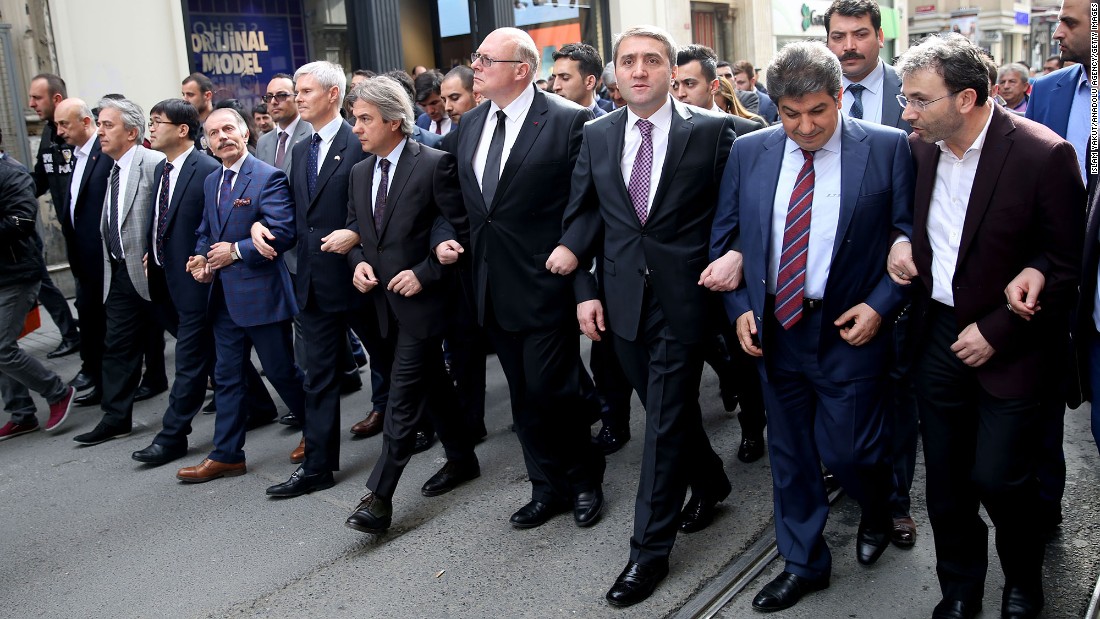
[847,84,865,119]
[434,122,442,135]
[374,158,390,234]
[481,110,507,207]
[274,131,289,169]
[307,133,321,197]
[775,149,815,329]
[218,169,236,219]
[107,163,124,261]
[155,162,174,265]
[628,119,655,225]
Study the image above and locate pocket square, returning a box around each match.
[233,198,251,207]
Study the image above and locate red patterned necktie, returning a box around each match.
[774,148,815,329]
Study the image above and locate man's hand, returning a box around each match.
[352,262,379,293]
[250,222,277,260]
[388,270,422,297]
[887,241,917,285]
[546,245,579,275]
[187,255,212,283]
[735,310,762,357]
[434,239,464,265]
[577,299,606,341]
[321,229,360,254]
[699,250,744,291]
[1005,267,1045,321]
[951,322,995,367]
[834,302,882,346]
[206,242,236,270]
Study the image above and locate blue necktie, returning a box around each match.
[218,170,236,219]
[847,84,865,119]
[307,133,321,197]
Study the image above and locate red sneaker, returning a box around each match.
[0,420,40,441]
[45,386,76,432]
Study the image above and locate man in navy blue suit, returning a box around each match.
[707,40,913,612]
[176,107,306,483]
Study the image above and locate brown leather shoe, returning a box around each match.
[350,410,383,437]
[176,458,246,483]
[290,437,306,464]
[892,516,917,548]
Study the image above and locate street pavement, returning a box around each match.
[2,305,1098,618]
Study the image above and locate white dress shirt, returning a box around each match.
[312,116,344,176]
[620,95,674,218]
[69,133,98,225]
[1067,71,1092,183]
[842,60,885,124]
[767,114,843,298]
[430,117,452,136]
[108,145,138,258]
[152,146,194,266]
[372,138,407,216]
[220,151,248,190]
[927,104,994,307]
[473,84,536,189]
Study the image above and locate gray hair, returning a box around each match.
[96,96,146,142]
[497,28,540,82]
[602,61,617,86]
[895,33,990,105]
[766,41,843,103]
[294,60,347,105]
[205,107,251,139]
[612,25,677,67]
[346,76,414,137]
[997,62,1029,84]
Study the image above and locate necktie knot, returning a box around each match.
[800,148,814,162]
[311,133,322,146]
[636,118,653,137]
[163,162,174,174]
[847,84,865,96]
[112,163,121,176]
[278,131,287,143]
[379,158,390,174]
[223,169,236,184]
[495,110,507,125]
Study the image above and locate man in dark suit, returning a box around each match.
[889,33,1083,619]
[708,41,913,612]
[547,25,736,607]
[261,61,367,497]
[731,61,779,123]
[342,76,480,533]
[131,99,276,465]
[176,108,306,483]
[434,27,605,531]
[414,70,452,136]
[52,98,110,406]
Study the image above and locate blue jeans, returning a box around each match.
[0,281,67,424]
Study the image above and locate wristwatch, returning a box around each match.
[231,243,241,262]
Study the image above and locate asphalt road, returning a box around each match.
[2,307,1098,618]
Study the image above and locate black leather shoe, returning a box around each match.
[73,387,101,406]
[340,374,363,395]
[266,467,336,498]
[510,499,570,529]
[245,411,277,431]
[73,422,131,446]
[202,399,216,414]
[131,442,187,465]
[737,435,765,463]
[932,598,982,619]
[592,423,630,455]
[679,493,723,533]
[605,560,669,607]
[1001,585,1043,619]
[856,521,891,565]
[752,571,829,612]
[279,411,303,427]
[574,488,604,527]
[822,468,839,493]
[411,430,435,454]
[345,491,392,534]
[47,337,81,359]
[133,384,167,402]
[68,372,94,391]
[421,458,481,497]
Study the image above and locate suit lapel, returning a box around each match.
[491,86,548,214]
[758,130,787,260]
[164,151,198,231]
[77,139,104,207]
[833,118,869,261]
[459,103,490,214]
[217,157,252,233]
[308,124,350,209]
[120,148,143,225]
[880,65,904,128]
[605,109,633,221]
[957,106,1012,266]
[650,99,692,217]
[380,141,418,238]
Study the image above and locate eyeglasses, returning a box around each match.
[262,92,293,103]
[896,90,963,111]
[148,119,179,129]
[470,52,525,68]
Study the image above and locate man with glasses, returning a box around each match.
[433,27,606,531]
[257,73,313,176]
[889,33,1083,619]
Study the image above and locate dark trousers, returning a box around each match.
[73,265,105,385]
[914,303,1044,602]
[445,268,488,437]
[99,262,151,428]
[760,304,892,580]
[209,283,305,464]
[591,336,633,428]
[38,266,78,341]
[614,292,728,566]
[485,308,604,505]
[368,323,475,498]
[886,307,919,519]
[141,319,167,389]
[721,322,767,438]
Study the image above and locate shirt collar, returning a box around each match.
[626,95,675,133]
[168,145,194,168]
[843,59,885,95]
[1077,68,1092,91]
[315,116,343,144]
[114,145,138,171]
[784,110,844,156]
[76,133,98,157]
[377,138,407,169]
[936,102,994,159]
[224,151,249,175]
[489,83,536,122]
[280,115,300,137]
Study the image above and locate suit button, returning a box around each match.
[309,227,315,233]
[486,217,492,223]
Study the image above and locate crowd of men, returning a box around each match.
[0,0,1095,616]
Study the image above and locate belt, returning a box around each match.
[803,298,823,310]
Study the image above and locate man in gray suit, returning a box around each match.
[74,97,165,445]
[256,73,313,175]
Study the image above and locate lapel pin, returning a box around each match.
[335,155,341,161]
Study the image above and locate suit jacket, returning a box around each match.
[415,112,431,131]
[148,148,221,313]
[560,98,736,345]
[711,117,913,382]
[455,85,594,331]
[195,154,298,327]
[880,64,913,133]
[256,117,313,175]
[908,105,1084,399]
[99,145,164,302]
[347,139,470,339]
[65,137,111,284]
[756,90,779,123]
[1074,180,1100,404]
[288,119,365,311]
[1025,64,1084,139]
[736,89,760,114]
[412,125,443,149]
